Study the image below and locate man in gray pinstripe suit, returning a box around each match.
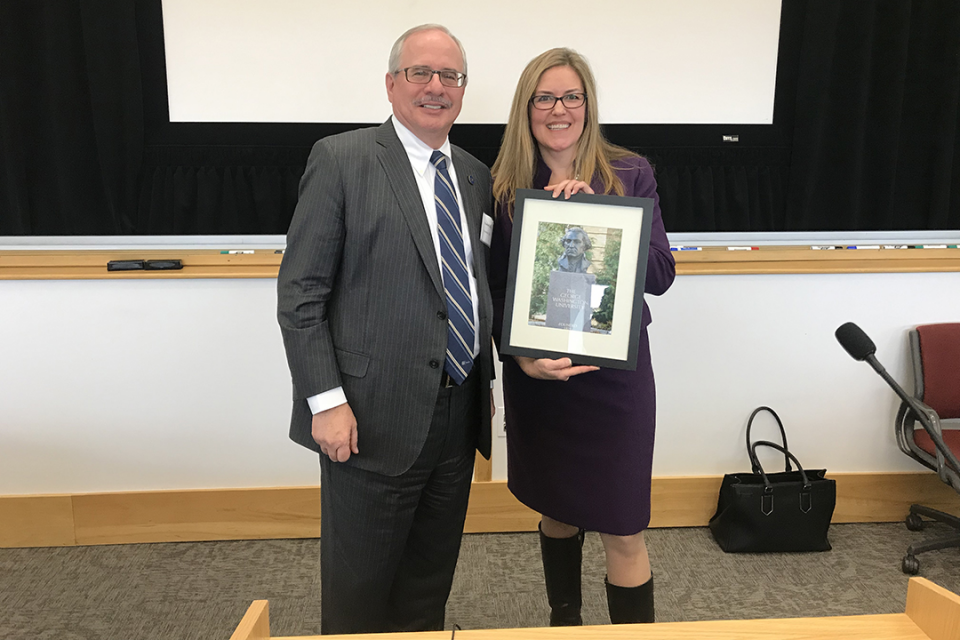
[277,24,494,634]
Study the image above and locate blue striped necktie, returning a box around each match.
[431,150,474,384]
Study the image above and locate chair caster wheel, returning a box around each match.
[902,554,920,574]
[905,514,924,531]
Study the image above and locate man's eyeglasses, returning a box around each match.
[530,93,587,110]
[396,66,467,88]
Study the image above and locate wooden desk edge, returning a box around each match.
[232,578,959,640]
[230,600,270,640]
[905,577,960,640]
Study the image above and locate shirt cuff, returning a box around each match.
[307,387,348,415]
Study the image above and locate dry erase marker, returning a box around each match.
[810,245,842,250]
[727,246,758,251]
[919,244,948,249]
[670,246,702,251]
[221,250,254,254]
[882,245,910,249]
[845,245,881,250]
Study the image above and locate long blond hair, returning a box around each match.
[492,48,633,210]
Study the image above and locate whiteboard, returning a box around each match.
[161,0,782,124]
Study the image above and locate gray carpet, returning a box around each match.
[3,523,960,639]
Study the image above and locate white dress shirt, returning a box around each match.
[307,116,480,415]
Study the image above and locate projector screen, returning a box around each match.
[161,0,782,125]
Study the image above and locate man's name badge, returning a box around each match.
[480,213,494,247]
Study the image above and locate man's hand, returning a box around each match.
[514,356,599,381]
[312,403,359,462]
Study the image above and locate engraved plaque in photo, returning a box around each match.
[545,271,596,332]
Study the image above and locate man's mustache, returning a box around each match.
[413,95,453,109]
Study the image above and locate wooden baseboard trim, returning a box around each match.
[71,486,321,546]
[3,472,958,548]
[0,494,76,547]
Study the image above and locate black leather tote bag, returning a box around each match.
[709,407,836,553]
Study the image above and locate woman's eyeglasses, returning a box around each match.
[530,93,587,110]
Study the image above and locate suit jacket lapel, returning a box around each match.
[376,121,445,299]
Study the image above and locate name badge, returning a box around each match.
[480,213,494,247]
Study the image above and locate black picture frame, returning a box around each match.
[499,189,654,370]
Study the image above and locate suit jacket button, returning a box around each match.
[437,310,447,321]
[429,359,440,369]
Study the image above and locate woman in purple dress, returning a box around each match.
[490,49,675,626]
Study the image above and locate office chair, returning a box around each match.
[895,323,960,574]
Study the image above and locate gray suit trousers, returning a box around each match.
[319,371,480,634]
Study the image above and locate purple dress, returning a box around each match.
[491,156,675,536]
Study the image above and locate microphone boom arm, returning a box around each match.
[866,354,960,478]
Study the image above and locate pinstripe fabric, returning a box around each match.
[277,118,492,633]
[276,119,493,475]
[431,150,474,384]
[318,373,479,633]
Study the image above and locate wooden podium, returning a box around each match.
[229,577,960,640]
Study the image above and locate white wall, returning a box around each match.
[2,272,959,495]
[0,279,306,494]
[648,272,960,475]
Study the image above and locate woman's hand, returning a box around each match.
[545,180,594,200]
[514,356,599,381]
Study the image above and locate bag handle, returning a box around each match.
[751,441,817,515]
[747,406,792,474]
[750,440,811,490]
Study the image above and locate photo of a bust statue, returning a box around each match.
[527,220,622,335]
[556,227,592,273]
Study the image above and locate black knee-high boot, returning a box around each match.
[605,576,655,624]
[539,526,585,626]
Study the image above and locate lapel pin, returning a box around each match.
[468,175,475,185]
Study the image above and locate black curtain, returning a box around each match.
[0,0,143,235]
[786,0,960,231]
[2,1,959,236]
[137,146,303,235]
[643,147,791,233]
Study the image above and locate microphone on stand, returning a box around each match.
[834,322,960,474]
[836,322,903,397]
